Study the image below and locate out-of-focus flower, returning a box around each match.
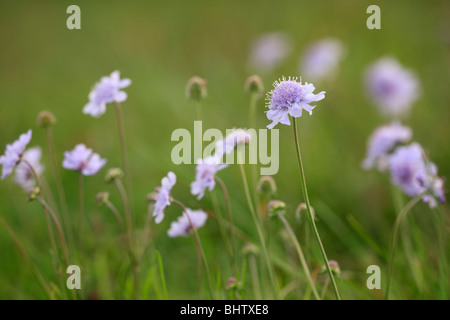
[191,156,227,200]
[300,38,345,82]
[362,122,412,171]
[248,32,292,73]
[14,147,44,191]
[365,57,420,117]
[62,144,106,176]
[186,76,207,101]
[37,111,56,128]
[83,71,131,118]
[265,77,325,129]
[388,143,446,208]
[152,171,176,224]
[215,129,252,157]
[167,208,208,237]
[0,130,32,180]
[245,75,264,98]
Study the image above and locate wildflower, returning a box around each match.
[191,156,227,200]
[215,129,251,157]
[37,111,56,128]
[257,176,277,195]
[0,130,32,180]
[265,77,325,129]
[62,144,107,176]
[245,75,264,98]
[365,57,420,117]
[300,38,345,82]
[362,122,412,171]
[167,209,208,237]
[267,200,286,217]
[83,71,131,118]
[248,32,292,73]
[421,163,446,208]
[186,76,207,101]
[152,171,176,224]
[14,147,44,191]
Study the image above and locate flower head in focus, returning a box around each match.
[83,71,131,118]
[300,38,345,82]
[362,122,412,171]
[191,156,227,200]
[62,144,107,176]
[152,171,176,224]
[265,77,325,129]
[167,209,208,238]
[248,32,292,73]
[365,58,420,117]
[0,130,32,180]
[15,147,44,191]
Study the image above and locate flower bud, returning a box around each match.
[241,242,259,256]
[257,176,277,196]
[96,192,109,205]
[245,75,264,98]
[37,111,56,128]
[267,200,286,218]
[320,260,340,277]
[186,76,207,101]
[225,277,240,290]
[105,168,124,183]
[295,202,315,222]
[28,186,41,201]
[146,191,158,203]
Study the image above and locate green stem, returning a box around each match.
[172,199,214,299]
[114,102,132,203]
[196,101,202,121]
[278,213,320,300]
[435,205,448,300]
[385,193,424,300]
[238,161,278,299]
[77,173,84,244]
[292,117,340,300]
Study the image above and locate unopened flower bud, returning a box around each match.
[241,242,259,256]
[245,75,264,98]
[257,176,277,195]
[37,111,56,128]
[320,260,340,276]
[186,76,207,101]
[295,202,315,222]
[96,192,109,205]
[225,277,240,290]
[105,168,124,183]
[146,192,158,203]
[267,200,286,218]
[28,186,41,201]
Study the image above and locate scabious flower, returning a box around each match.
[191,156,227,200]
[83,71,131,118]
[167,209,208,238]
[388,143,445,208]
[248,32,292,73]
[62,144,106,176]
[14,147,44,191]
[362,122,412,171]
[152,171,176,224]
[300,38,345,82]
[215,129,252,157]
[365,57,420,117]
[0,130,32,180]
[265,77,325,129]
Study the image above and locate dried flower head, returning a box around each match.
[96,192,110,205]
[267,200,286,217]
[265,77,325,129]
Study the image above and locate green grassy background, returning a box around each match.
[0,0,448,299]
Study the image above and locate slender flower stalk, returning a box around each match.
[277,212,320,300]
[292,118,340,300]
[77,173,84,242]
[172,198,214,299]
[238,157,278,299]
[385,192,425,299]
[435,205,448,300]
[114,102,132,197]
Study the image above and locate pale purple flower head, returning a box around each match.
[167,209,208,238]
[0,130,32,180]
[265,77,325,129]
[362,122,412,171]
[83,71,131,118]
[365,57,420,117]
[15,147,44,192]
[62,144,106,176]
[191,156,227,200]
[215,129,252,157]
[153,171,176,224]
[421,163,446,208]
[388,143,427,198]
[249,32,292,73]
[300,38,345,82]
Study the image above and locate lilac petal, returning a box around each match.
[288,103,303,117]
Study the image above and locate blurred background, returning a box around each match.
[0,0,448,299]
